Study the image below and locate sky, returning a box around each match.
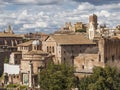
[0,0,120,34]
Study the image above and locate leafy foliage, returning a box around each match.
[7,84,19,88]
[76,29,86,32]
[39,62,77,90]
[4,56,9,63]
[79,66,120,90]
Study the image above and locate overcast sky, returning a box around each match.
[0,0,120,34]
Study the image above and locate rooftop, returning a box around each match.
[0,32,22,38]
[25,50,48,55]
[17,40,33,46]
[49,33,96,45]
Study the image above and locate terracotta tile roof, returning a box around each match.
[25,50,48,55]
[51,34,96,45]
[17,40,33,46]
[0,32,22,37]
[12,51,22,54]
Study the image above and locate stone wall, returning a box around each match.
[9,52,22,65]
[74,54,105,78]
[20,60,44,74]
[8,74,20,84]
[98,37,120,70]
[61,44,98,65]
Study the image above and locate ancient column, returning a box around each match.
[29,61,33,87]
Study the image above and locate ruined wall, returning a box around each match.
[98,37,120,69]
[61,44,98,65]
[20,59,44,74]
[8,74,20,84]
[9,52,22,65]
[0,37,22,46]
[74,54,104,72]
[74,54,105,78]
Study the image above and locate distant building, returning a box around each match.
[0,25,23,52]
[43,33,97,65]
[74,54,105,77]
[24,32,49,41]
[98,36,120,70]
[74,22,86,32]
[89,14,98,30]
[59,22,87,33]
[4,64,20,84]
[9,51,22,65]
[0,25,23,76]
[17,40,33,54]
[88,22,95,40]
[19,40,53,87]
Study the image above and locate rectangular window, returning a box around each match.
[52,46,54,53]
[47,46,49,52]
[64,58,66,63]
[82,65,84,69]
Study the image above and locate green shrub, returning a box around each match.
[7,84,18,88]
[76,29,86,32]
[20,85,27,89]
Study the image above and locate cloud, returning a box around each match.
[77,2,95,10]
[0,1,120,34]
[72,0,120,5]
[96,3,120,10]
[22,22,47,29]
[1,0,63,5]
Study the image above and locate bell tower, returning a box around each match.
[88,14,98,40]
[89,14,98,30]
[89,22,95,40]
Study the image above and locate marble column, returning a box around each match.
[29,61,33,87]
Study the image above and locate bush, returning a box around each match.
[4,57,9,64]
[76,29,86,32]
[7,84,19,88]
[20,85,27,89]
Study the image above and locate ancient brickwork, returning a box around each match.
[98,37,120,69]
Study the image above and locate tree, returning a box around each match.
[39,62,77,90]
[76,29,86,33]
[78,66,120,90]
[4,56,9,63]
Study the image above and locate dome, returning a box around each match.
[32,40,40,45]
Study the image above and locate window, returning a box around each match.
[64,58,66,63]
[17,76,19,78]
[99,54,101,62]
[80,50,81,53]
[105,57,107,63]
[52,46,54,53]
[71,50,74,53]
[82,65,84,69]
[15,61,17,64]
[47,46,49,52]
[71,56,74,59]
[34,46,37,50]
[112,55,114,62]
[49,46,51,53]
[13,75,15,78]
